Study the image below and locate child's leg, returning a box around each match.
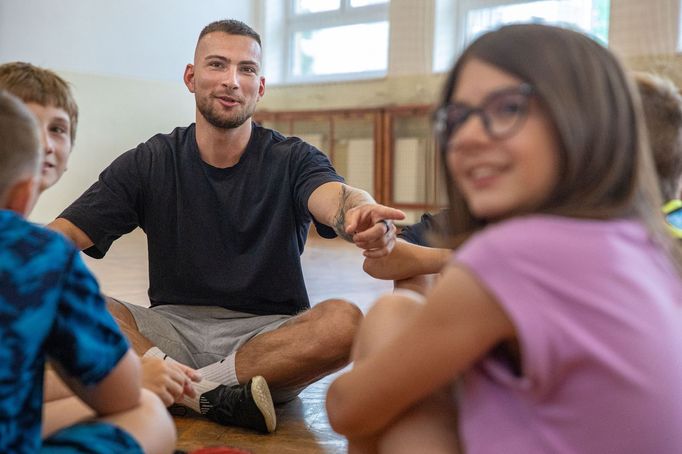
[99,389,176,454]
[43,389,176,454]
[345,291,460,454]
[42,395,94,438]
[348,435,379,454]
[44,368,76,402]
[376,388,459,454]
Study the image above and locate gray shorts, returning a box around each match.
[115,299,292,369]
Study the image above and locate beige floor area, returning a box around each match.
[83,228,393,453]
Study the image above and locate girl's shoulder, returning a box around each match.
[477,214,644,244]
[459,215,648,264]
[492,213,639,231]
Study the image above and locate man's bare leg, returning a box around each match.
[235,299,363,388]
[106,298,154,354]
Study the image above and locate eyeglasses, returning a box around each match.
[434,83,535,145]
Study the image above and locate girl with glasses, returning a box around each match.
[326,23,682,453]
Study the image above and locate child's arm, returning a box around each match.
[53,349,143,415]
[362,240,451,280]
[326,264,515,438]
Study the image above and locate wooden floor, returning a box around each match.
[84,229,393,454]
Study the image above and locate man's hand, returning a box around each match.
[141,357,202,406]
[345,204,405,258]
[308,182,405,257]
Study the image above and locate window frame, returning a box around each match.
[455,0,527,54]
[433,0,609,72]
[283,0,390,84]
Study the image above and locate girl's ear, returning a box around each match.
[5,176,39,217]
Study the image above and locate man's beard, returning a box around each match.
[197,97,255,129]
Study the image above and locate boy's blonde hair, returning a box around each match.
[0,90,41,199]
[0,62,78,143]
[635,73,682,201]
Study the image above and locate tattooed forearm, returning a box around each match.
[333,186,355,242]
[332,185,373,242]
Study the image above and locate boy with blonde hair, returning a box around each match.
[0,61,201,408]
[0,90,176,453]
[0,61,77,192]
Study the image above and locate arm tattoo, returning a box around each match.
[332,185,372,242]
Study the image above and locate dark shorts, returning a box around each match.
[42,421,142,453]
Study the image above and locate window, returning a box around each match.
[434,0,610,72]
[284,0,390,83]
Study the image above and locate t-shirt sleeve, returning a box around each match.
[46,249,129,386]
[59,148,143,258]
[289,140,345,239]
[399,210,451,246]
[453,221,570,390]
[399,213,437,246]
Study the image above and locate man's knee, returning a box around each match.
[316,299,363,335]
[311,299,363,358]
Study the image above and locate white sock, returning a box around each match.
[143,346,176,363]
[143,347,237,414]
[180,378,222,413]
[196,352,239,387]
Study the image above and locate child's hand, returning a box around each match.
[141,357,202,406]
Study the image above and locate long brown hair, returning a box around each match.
[437,24,682,270]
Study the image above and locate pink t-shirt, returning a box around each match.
[454,215,682,454]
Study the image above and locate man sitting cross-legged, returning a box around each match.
[49,19,405,433]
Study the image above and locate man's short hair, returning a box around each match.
[0,90,41,199]
[0,62,78,143]
[198,19,261,47]
[635,72,682,201]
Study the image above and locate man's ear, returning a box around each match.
[5,177,38,217]
[183,64,196,93]
[258,76,266,100]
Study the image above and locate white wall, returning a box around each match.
[609,0,680,58]
[0,0,253,81]
[0,0,253,222]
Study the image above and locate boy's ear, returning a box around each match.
[5,177,39,217]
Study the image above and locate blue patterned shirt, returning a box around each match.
[0,210,129,453]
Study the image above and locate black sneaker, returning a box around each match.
[200,376,276,433]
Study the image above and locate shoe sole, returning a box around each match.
[251,375,277,433]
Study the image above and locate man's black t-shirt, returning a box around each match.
[60,123,344,315]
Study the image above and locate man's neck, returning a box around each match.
[195,115,253,168]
